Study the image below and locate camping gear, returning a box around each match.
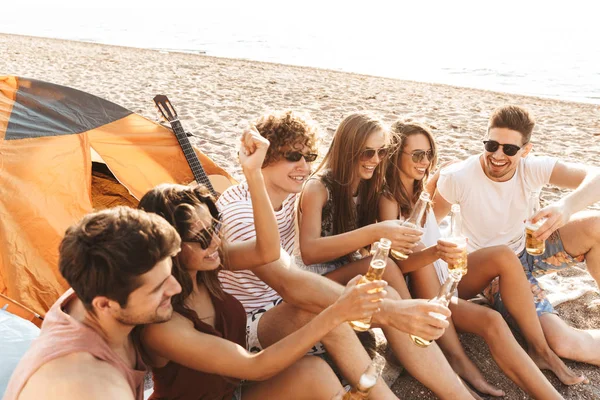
[0,300,41,396]
[154,95,232,197]
[0,75,236,316]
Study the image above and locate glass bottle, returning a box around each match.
[349,238,391,332]
[342,354,385,399]
[390,191,430,261]
[525,190,546,256]
[410,204,467,347]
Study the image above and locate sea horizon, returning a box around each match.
[3,2,600,105]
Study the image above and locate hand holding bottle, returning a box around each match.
[330,275,387,324]
[375,220,422,256]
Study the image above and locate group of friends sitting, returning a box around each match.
[4,105,600,400]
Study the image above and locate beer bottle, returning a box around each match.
[390,191,430,261]
[349,238,390,332]
[410,204,466,347]
[342,355,385,399]
[525,190,546,256]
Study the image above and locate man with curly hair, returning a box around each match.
[216,111,476,399]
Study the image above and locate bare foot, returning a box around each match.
[449,355,505,397]
[528,347,588,385]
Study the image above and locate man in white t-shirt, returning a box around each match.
[434,105,600,367]
[218,111,477,399]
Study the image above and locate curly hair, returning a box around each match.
[254,110,320,167]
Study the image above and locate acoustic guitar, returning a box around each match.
[153,95,232,198]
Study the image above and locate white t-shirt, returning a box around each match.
[437,154,557,254]
[216,182,297,313]
[421,209,449,285]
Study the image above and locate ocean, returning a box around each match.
[3,1,600,104]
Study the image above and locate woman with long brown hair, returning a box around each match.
[380,120,574,398]
[137,128,386,400]
[298,113,478,400]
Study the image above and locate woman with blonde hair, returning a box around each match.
[137,128,386,400]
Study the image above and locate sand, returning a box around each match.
[2,33,600,399]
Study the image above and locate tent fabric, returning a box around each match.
[0,76,236,316]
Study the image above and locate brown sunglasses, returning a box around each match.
[359,147,389,161]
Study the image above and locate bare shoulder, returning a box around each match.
[18,352,134,400]
[141,311,194,348]
[301,179,328,203]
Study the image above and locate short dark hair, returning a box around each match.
[488,105,535,144]
[59,206,181,310]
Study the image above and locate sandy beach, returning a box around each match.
[2,33,600,399]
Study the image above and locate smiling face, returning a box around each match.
[262,145,314,196]
[357,129,387,181]
[179,204,222,272]
[482,127,532,182]
[112,256,182,325]
[398,133,432,182]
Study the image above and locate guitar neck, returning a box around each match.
[169,120,217,197]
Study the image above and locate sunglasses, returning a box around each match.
[184,220,220,250]
[483,140,523,157]
[283,151,318,163]
[403,149,434,163]
[359,147,389,162]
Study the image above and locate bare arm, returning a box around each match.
[141,278,386,381]
[535,161,600,240]
[221,130,280,269]
[252,249,345,313]
[431,189,452,224]
[18,354,134,400]
[299,180,421,265]
[298,180,377,265]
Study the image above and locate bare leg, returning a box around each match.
[452,300,562,399]
[540,313,600,366]
[243,356,343,400]
[257,302,397,400]
[411,264,503,397]
[378,283,475,400]
[558,211,600,284]
[459,245,586,385]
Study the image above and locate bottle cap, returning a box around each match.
[378,238,392,249]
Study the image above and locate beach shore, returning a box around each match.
[2,33,600,399]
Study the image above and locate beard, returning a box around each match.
[115,304,174,326]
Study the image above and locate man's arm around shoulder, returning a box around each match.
[18,353,135,400]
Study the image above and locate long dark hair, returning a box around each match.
[138,184,224,312]
[386,121,438,218]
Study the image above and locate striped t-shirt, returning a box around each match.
[216,182,297,313]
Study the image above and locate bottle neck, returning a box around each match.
[436,273,460,304]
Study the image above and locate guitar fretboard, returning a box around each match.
[170,119,217,197]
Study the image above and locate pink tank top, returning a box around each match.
[3,289,146,400]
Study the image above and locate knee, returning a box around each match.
[295,356,339,384]
[480,309,511,340]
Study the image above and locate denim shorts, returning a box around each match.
[483,229,585,317]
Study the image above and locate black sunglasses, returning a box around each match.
[184,220,220,250]
[359,147,389,161]
[403,149,434,163]
[283,151,318,163]
[483,140,523,156]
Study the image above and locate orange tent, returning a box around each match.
[0,76,235,316]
